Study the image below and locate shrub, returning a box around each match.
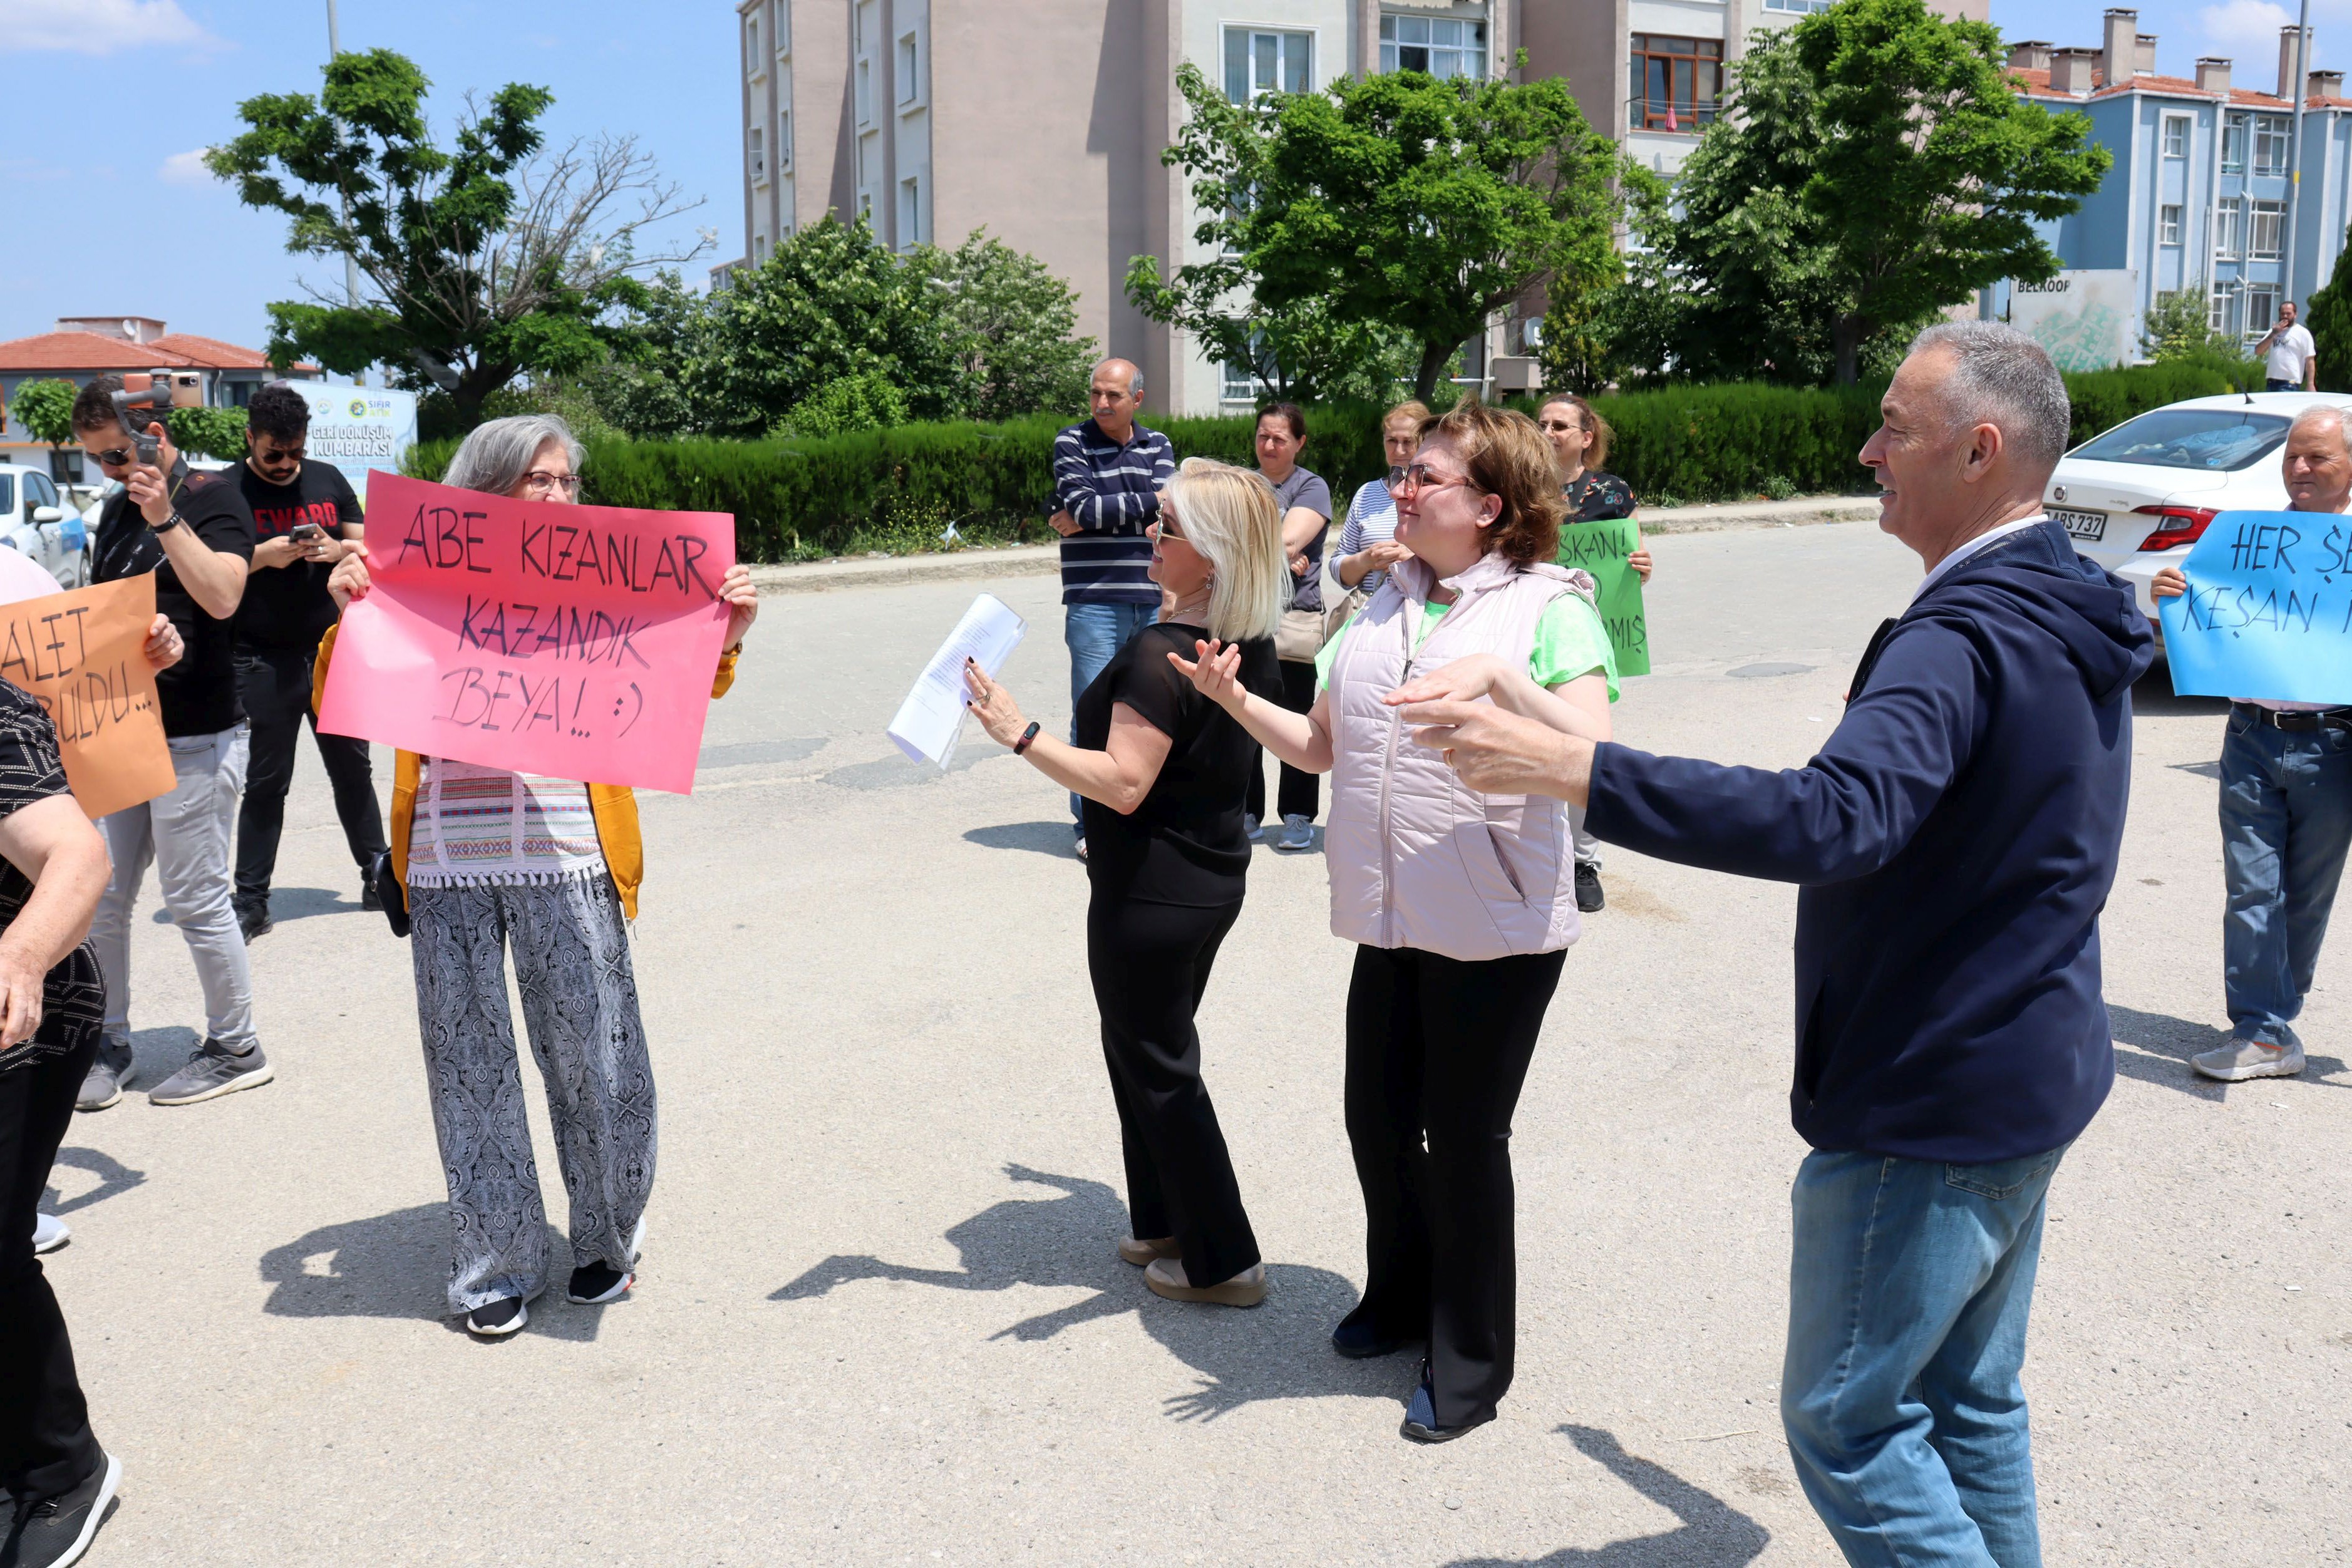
[167,405,249,462]
[779,371,910,438]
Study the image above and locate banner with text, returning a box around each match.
[317,473,736,794]
[0,577,174,817]
[2157,509,2352,703]
[1556,518,1650,678]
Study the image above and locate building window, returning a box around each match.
[2252,198,2286,259]
[1629,36,1723,133]
[1225,28,1311,103]
[857,57,872,123]
[778,111,792,170]
[750,126,767,183]
[746,16,758,67]
[1221,329,1272,403]
[2160,204,2182,245]
[898,175,924,247]
[2209,278,2238,335]
[2221,113,2247,172]
[2246,284,2280,341]
[776,0,790,57]
[2162,115,2189,158]
[1380,14,1487,78]
[2254,115,2291,174]
[755,232,769,263]
[2215,198,2242,257]
[1762,0,1834,11]
[49,450,83,487]
[897,29,920,105]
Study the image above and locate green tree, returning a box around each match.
[781,371,911,438]
[2142,284,2236,363]
[8,378,78,456]
[206,48,709,429]
[911,230,1099,421]
[166,406,250,462]
[2305,244,2352,390]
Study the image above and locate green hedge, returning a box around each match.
[403,361,2267,561]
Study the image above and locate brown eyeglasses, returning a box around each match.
[1392,463,1481,497]
[521,471,583,496]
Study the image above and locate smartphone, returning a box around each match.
[289,523,326,544]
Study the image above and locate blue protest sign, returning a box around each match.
[2157,509,2352,703]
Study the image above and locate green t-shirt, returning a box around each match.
[1314,593,1620,701]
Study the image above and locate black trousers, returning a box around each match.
[1,1035,101,1504]
[1086,892,1260,1287]
[1245,659,1321,823]
[235,643,388,912]
[1344,942,1567,1428]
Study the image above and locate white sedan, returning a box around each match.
[2044,391,2344,633]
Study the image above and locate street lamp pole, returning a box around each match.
[326,0,360,310]
[2281,0,2313,320]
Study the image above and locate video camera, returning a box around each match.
[112,371,202,466]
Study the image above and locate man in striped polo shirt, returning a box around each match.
[1050,358,1177,854]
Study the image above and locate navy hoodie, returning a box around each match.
[1586,522,2155,1162]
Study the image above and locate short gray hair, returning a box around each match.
[1907,321,2071,477]
[1094,358,1144,396]
[443,414,583,496]
[2288,403,2352,452]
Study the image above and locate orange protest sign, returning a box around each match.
[0,577,175,818]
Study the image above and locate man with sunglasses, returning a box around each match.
[69,376,265,1113]
[229,383,384,942]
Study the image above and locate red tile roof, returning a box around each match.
[0,328,314,374]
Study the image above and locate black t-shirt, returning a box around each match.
[236,460,361,650]
[0,686,106,1076]
[1076,622,1283,907]
[94,461,255,737]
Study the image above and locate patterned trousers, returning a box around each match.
[408,872,656,1316]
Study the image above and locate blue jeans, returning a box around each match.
[1782,1145,2066,1568]
[2219,709,2352,1048]
[1064,599,1157,828]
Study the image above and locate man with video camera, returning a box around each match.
[69,376,265,1112]
[230,383,386,941]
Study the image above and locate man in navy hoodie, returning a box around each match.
[1395,322,2152,1568]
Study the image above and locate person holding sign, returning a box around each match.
[962,458,1287,1309]
[69,376,263,1115]
[1177,400,1614,1443]
[319,415,760,1339]
[1540,395,1648,914]
[2149,403,2352,1082]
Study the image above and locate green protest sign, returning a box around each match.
[1556,517,1649,678]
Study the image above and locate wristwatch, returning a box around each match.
[148,511,185,536]
[1013,721,1041,755]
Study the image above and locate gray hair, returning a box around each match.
[2287,403,2352,452]
[443,414,583,496]
[1907,321,2071,477]
[1093,358,1144,396]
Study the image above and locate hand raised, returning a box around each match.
[962,659,1029,747]
[1166,637,1246,709]
[1383,652,1512,709]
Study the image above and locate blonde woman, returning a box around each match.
[964,458,1287,1308]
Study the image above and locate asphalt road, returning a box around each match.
[45,518,2349,1565]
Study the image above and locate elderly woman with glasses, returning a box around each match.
[317,415,759,1339]
[963,458,1289,1309]
[1175,400,1617,1442]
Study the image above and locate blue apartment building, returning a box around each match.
[2010,8,2352,344]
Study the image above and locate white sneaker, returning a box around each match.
[33,1212,69,1254]
[2192,1036,2306,1081]
[1242,813,1263,842]
[1074,837,1089,864]
[1275,813,1315,852]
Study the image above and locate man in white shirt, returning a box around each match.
[2257,301,2318,392]
[2152,403,2352,1079]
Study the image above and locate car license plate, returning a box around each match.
[2049,507,2105,542]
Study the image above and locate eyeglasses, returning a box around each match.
[1536,418,1582,434]
[521,471,583,497]
[1393,463,1481,497]
[92,447,134,467]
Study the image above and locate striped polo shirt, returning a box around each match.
[1053,418,1175,606]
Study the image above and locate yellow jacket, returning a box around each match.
[312,623,739,920]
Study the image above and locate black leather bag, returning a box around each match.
[369,850,410,939]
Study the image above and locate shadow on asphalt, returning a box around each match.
[962,822,1078,857]
[257,1204,611,1341]
[262,885,366,924]
[1446,1425,1770,1567]
[2107,1002,2349,1098]
[772,1164,1409,1421]
[120,1026,200,1093]
[44,1147,147,1217]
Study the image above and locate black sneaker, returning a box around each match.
[359,878,383,913]
[5,1450,120,1568]
[1574,862,1605,914]
[465,1296,527,1338]
[1400,1364,1492,1445]
[567,1261,634,1304]
[236,903,272,942]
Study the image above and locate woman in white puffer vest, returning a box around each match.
[1172,399,1617,1443]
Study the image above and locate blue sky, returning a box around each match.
[0,0,2338,362]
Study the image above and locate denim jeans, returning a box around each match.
[90,723,258,1056]
[1782,1145,2066,1568]
[1064,599,1158,829]
[2218,708,2352,1048]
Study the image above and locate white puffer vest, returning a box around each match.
[1325,551,1597,962]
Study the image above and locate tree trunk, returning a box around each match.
[1413,338,1453,404]
[1832,314,1865,386]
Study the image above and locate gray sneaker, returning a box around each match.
[148,1040,273,1106]
[74,1039,132,1112]
[2191,1036,2306,1081]
[1275,813,1316,852]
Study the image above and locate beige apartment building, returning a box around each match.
[733,0,1986,415]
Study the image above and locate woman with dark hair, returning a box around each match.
[1249,403,1333,853]
[319,415,760,1339]
[1539,393,1648,914]
[1176,399,1617,1443]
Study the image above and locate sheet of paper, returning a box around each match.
[888,593,1028,766]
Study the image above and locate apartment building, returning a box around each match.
[2011,10,2352,342]
[733,0,1985,413]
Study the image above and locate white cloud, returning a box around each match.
[2199,0,2311,71]
[0,0,217,56]
[158,148,217,188]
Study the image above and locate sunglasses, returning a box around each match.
[1537,418,1583,433]
[1150,517,1187,544]
[92,447,135,467]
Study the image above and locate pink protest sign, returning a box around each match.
[317,472,735,794]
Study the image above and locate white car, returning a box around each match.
[0,463,89,590]
[2045,391,2341,632]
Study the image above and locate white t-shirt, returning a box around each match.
[2266,323,2317,384]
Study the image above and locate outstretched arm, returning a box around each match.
[1167,638,1336,774]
